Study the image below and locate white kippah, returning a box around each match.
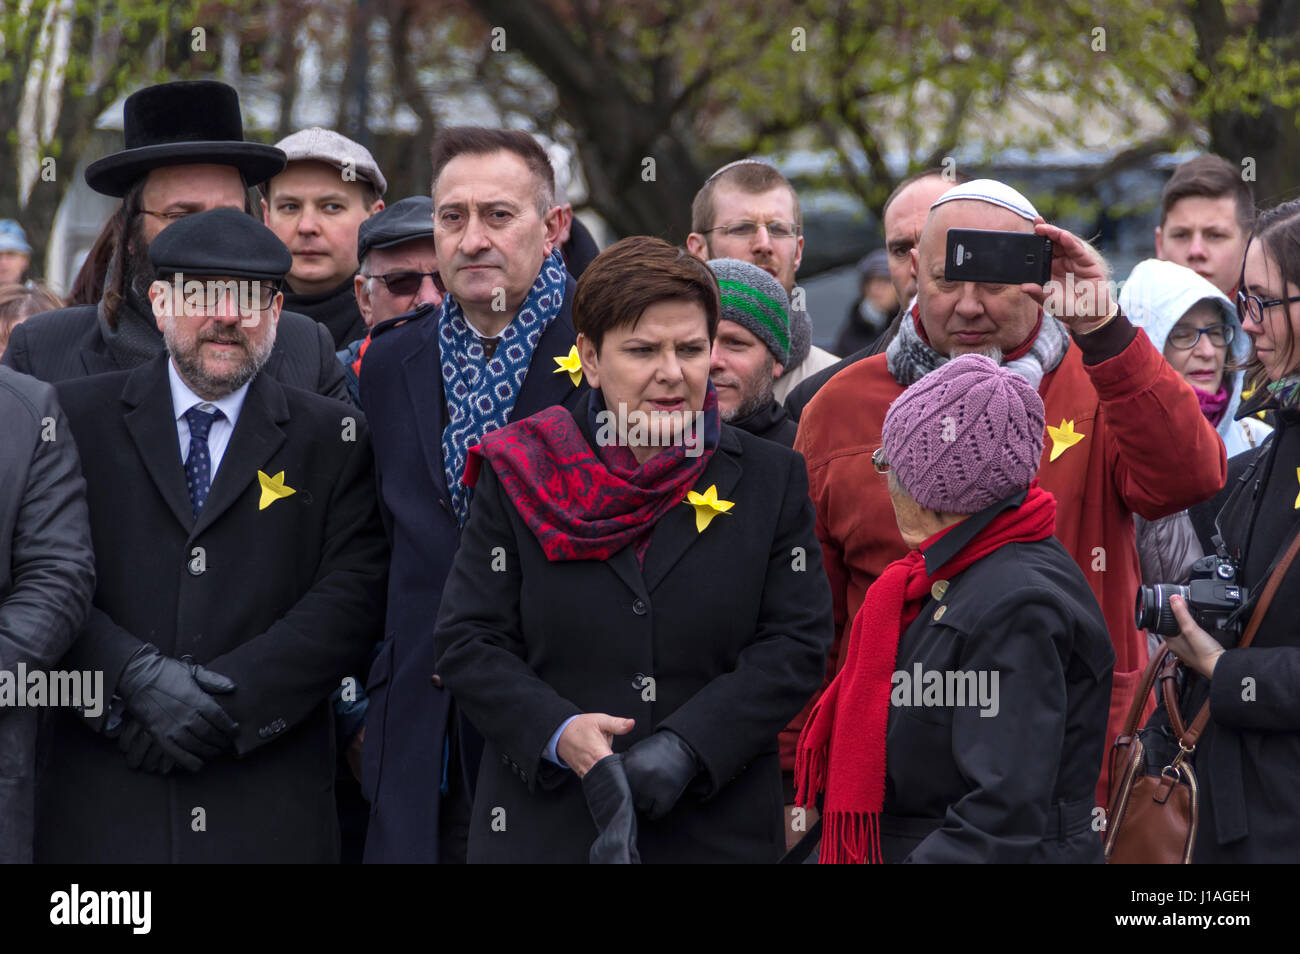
[929,178,1039,222]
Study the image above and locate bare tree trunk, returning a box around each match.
[1191,0,1300,207]
[464,0,706,240]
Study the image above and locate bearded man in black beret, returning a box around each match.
[35,209,387,863]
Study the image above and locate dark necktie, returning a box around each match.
[184,405,224,518]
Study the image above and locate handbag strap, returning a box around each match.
[1181,525,1300,747]
[1118,641,1172,739]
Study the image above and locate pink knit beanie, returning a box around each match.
[881,353,1045,514]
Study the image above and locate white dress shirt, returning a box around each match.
[167,359,251,478]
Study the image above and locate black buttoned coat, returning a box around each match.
[35,355,387,863]
[1145,402,1300,863]
[433,416,834,863]
[879,494,1115,863]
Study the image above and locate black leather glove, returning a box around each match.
[115,644,239,772]
[622,729,701,821]
[582,753,641,864]
[116,717,177,775]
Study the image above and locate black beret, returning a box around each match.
[357,196,434,262]
[149,208,292,282]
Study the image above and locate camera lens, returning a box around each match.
[1135,583,1190,636]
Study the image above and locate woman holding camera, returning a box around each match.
[1151,199,1300,862]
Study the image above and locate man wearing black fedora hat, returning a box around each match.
[35,208,386,862]
[1,80,349,404]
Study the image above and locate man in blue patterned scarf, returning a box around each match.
[359,127,592,862]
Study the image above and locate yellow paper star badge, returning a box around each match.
[553,345,583,387]
[685,484,735,533]
[257,470,296,510]
[1046,419,1086,462]
[1294,467,1300,509]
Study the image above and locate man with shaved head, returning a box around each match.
[785,169,966,420]
[790,179,1226,812]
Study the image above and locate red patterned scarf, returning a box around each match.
[465,388,720,564]
[794,484,1057,864]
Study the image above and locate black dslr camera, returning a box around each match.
[1135,554,1248,637]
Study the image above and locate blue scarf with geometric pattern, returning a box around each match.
[440,249,568,527]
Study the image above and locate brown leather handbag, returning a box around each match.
[1104,529,1300,864]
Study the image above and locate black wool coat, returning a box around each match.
[1146,402,1300,863]
[879,494,1115,863]
[2,303,351,404]
[730,396,798,448]
[358,276,589,863]
[35,356,387,863]
[433,416,834,864]
[0,369,95,863]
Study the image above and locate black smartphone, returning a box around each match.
[944,228,1053,286]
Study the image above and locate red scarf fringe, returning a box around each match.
[795,484,1057,863]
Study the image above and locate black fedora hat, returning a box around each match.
[85,80,286,197]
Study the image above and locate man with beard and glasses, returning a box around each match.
[706,258,797,446]
[791,179,1228,809]
[1,80,349,404]
[35,209,387,862]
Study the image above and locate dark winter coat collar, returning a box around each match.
[283,277,365,349]
[121,353,289,536]
[573,403,744,599]
[729,395,797,447]
[922,489,1028,576]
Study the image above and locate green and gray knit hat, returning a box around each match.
[706,258,791,365]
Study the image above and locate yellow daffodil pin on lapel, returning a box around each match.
[258,470,296,510]
[1046,419,1086,462]
[553,345,583,387]
[685,484,734,533]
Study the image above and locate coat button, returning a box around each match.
[632,598,647,615]
[430,674,443,688]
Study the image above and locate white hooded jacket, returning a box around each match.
[1119,258,1271,457]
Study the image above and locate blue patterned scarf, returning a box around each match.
[441,249,569,526]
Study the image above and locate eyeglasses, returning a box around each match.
[703,220,800,240]
[1237,289,1300,326]
[872,447,890,475]
[176,279,279,316]
[141,209,195,222]
[367,270,445,296]
[1166,323,1235,350]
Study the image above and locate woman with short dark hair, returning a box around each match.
[433,235,833,863]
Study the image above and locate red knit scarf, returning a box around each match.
[464,389,719,564]
[794,484,1057,864]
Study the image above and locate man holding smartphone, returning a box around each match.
[791,178,1227,807]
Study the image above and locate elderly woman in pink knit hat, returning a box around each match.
[796,353,1115,863]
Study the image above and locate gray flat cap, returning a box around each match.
[274,127,387,195]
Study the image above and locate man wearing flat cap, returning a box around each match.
[35,209,387,863]
[337,196,442,406]
[262,127,387,349]
[2,80,349,404]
